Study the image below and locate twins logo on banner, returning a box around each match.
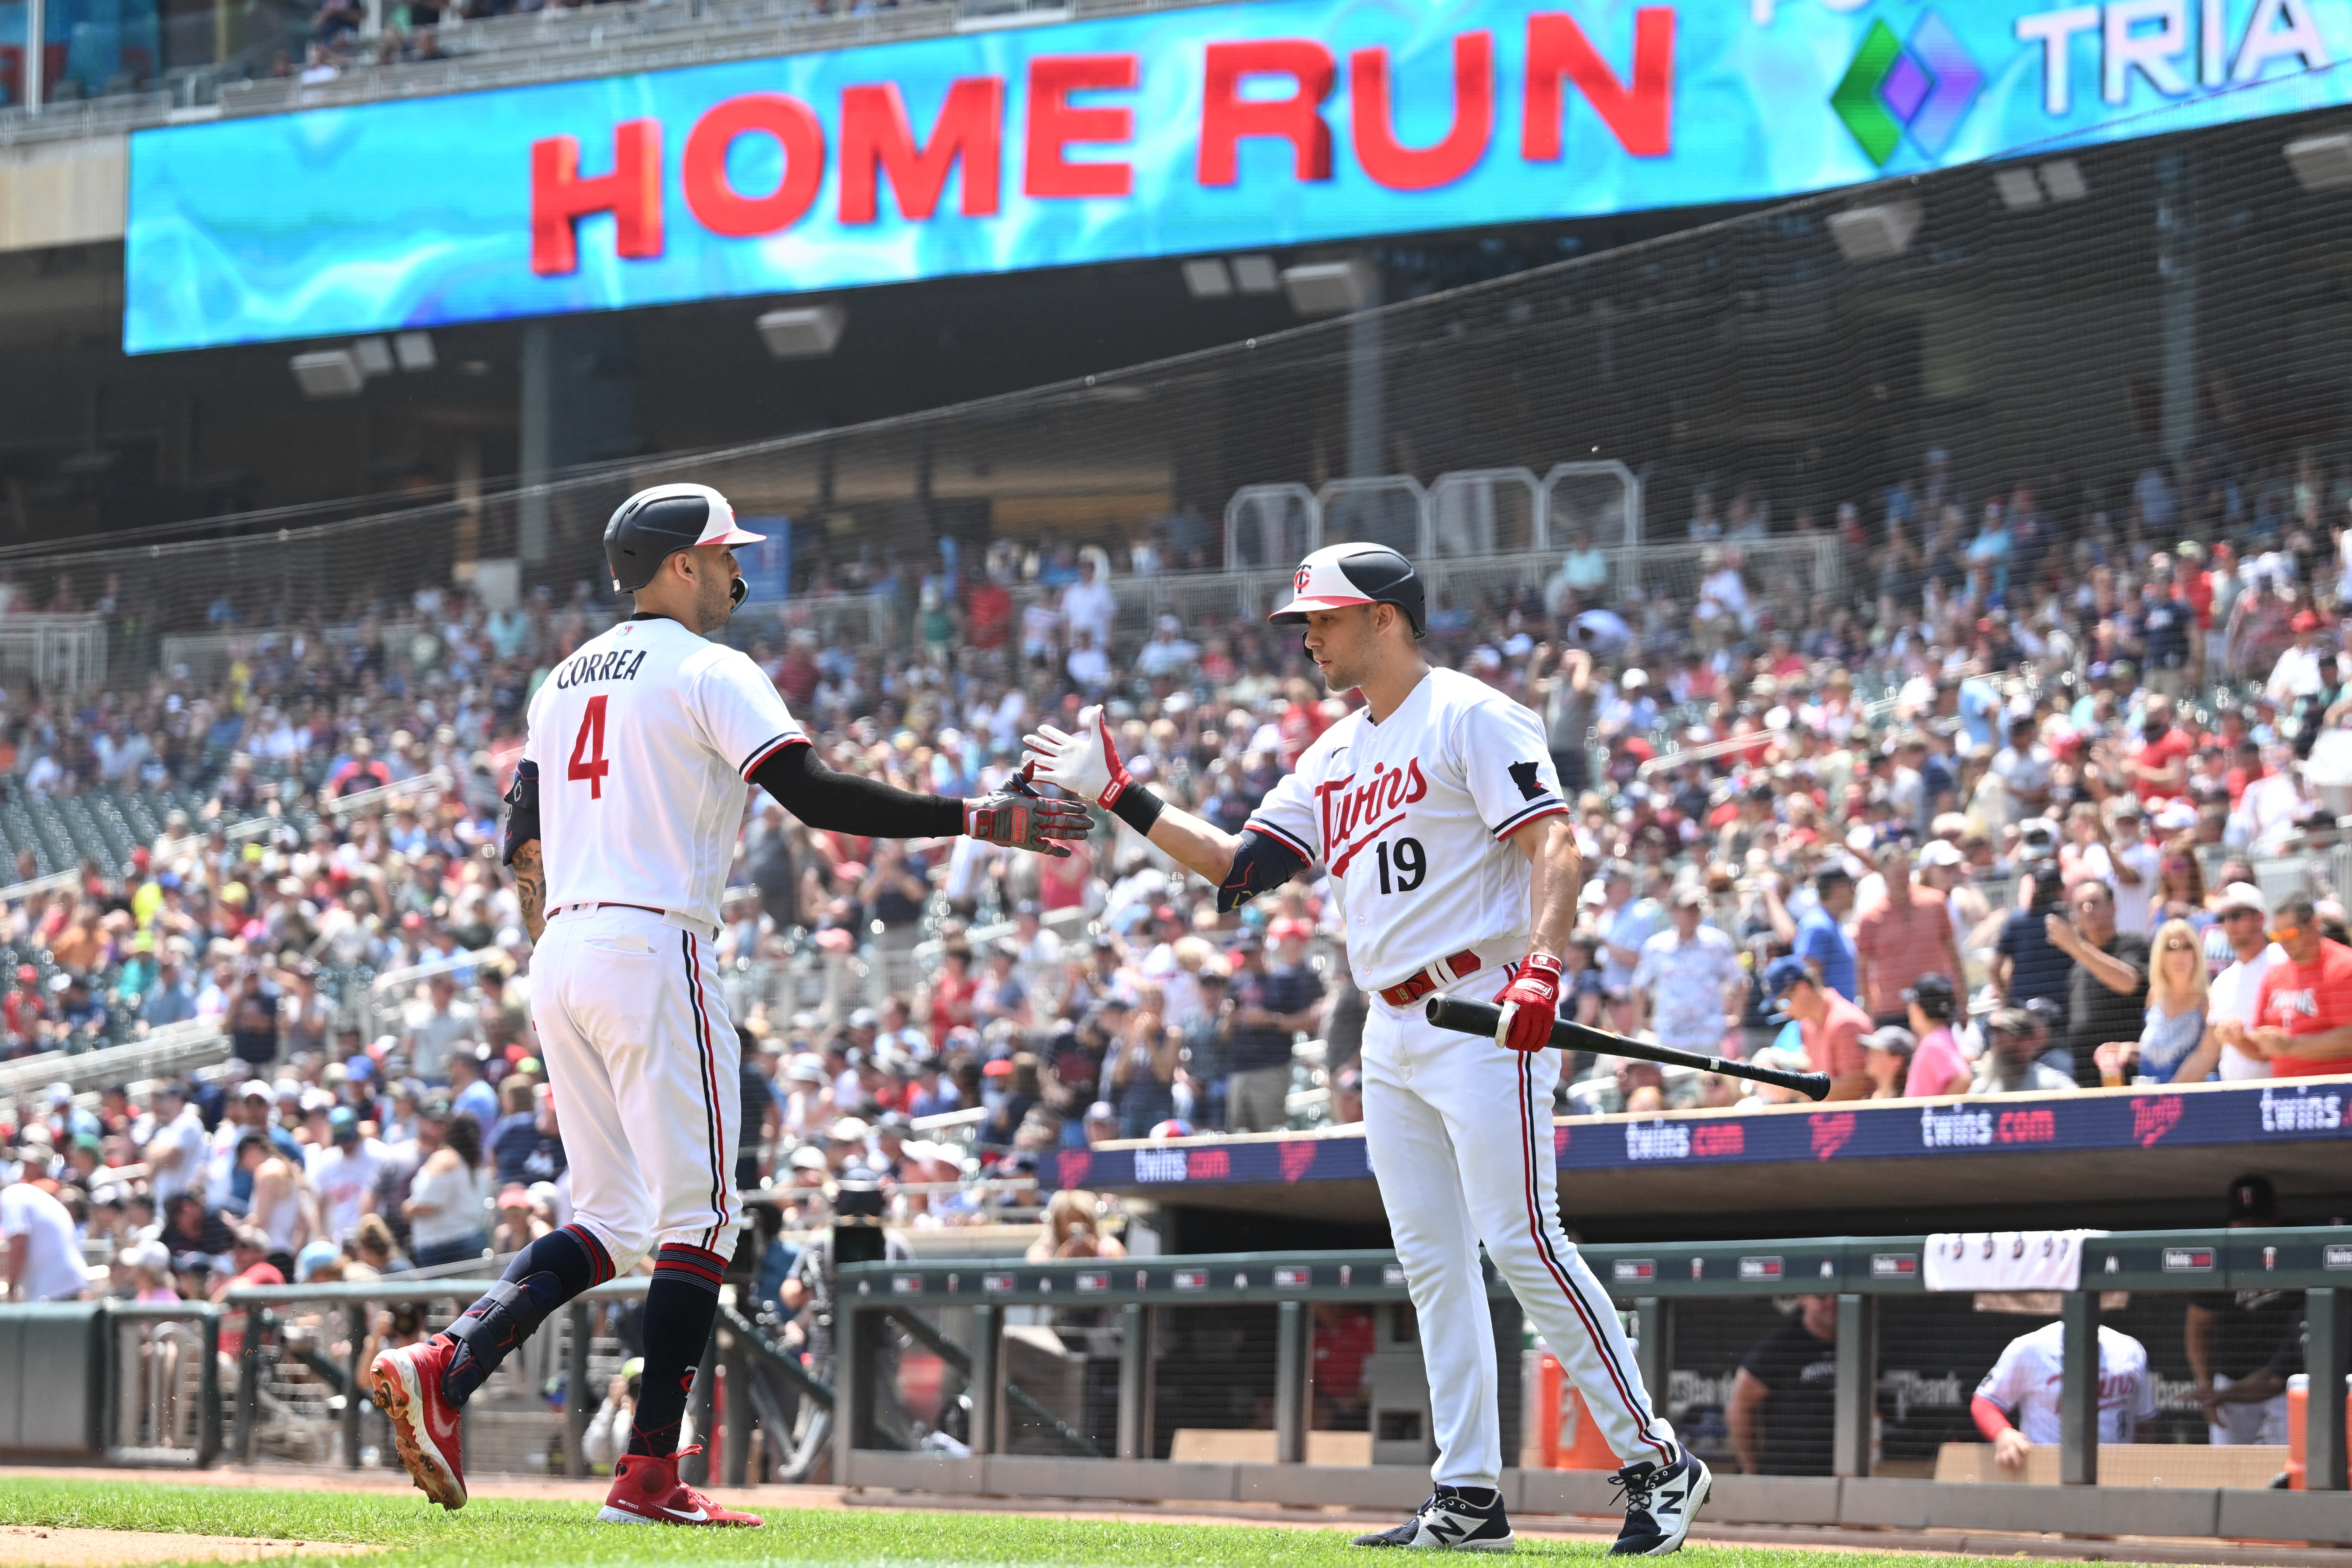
[1280,1141,1319,1183]
[1056,1149,1092,1190]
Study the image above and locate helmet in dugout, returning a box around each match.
[1268,543,1425,636]
[603,483,767,603]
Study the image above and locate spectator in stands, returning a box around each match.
[2,1172,87,1301]
[1765,956,1870,1102]
[1107,994,1179,1140]
[1636,885,1747,1061]
[1223,929,1320,1133]
[401,972,474,1084]
[1973,1317,2156,1470]
[308,1106,380,1244]
[140,1081,207,1207]
[211,1224,286,1299]
[2096,917,2207,1085]
[326,735,392,799]
[1793,865,1856,1002]
[403,1107,490,1269]
[1059,555,1116,653]
[1901,975,1972,1098]
[1854,843,1962,1027]
[224,965,278,1070]
[1727,1294,1837,1476]
[1995,864,2073,1020]
[1974,1007,2078,1095]
[1861,1026,1916,1100]
[2227,894,2352,1078]
[444,1042,497,1137]
[2187,883,2284,1081]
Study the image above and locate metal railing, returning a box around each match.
[832,1228,2352,1510]
[0,1018,227,1100]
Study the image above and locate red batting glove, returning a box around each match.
[1493,953,1564,1054]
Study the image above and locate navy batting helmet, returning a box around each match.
[1268,543,1425,636]
[603,483,766,597]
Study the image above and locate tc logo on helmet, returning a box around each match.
[1296,566,1313,593]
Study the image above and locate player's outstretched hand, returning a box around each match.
[965,785,1092,857]
[1493,953,1563,1053]
[1021,705,1133,807]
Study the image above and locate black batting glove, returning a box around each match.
[964,785,1092,856]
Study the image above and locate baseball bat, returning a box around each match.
[1424,996,1834,1103]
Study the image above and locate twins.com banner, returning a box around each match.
[126,0,2352,352]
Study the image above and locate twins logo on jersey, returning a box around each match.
[1317,758,1428,877]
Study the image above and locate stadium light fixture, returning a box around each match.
[756,304,847,360]
[290,349,365,399]
[393,331,437,372]
[1281,257,1377,317]
[2037,159,2088,201]
[1993,168,2044,210]
[1826,200,1922,263]
[1230,255,1281,294]
[1182,258,1234,298]
[350,336,395,377]
[2285,132,2352,193]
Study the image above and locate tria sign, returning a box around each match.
[126,0,2352,351]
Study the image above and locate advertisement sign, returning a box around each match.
[125,0,2352,352]
[1052,1077,2352,1191]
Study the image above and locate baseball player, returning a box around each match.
[1025,543,1708,1556]
[369,483,1087,1527]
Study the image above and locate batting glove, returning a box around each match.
[1493,953,1564,1054]
[1021,705,1132,808]
[964,781,1092,857]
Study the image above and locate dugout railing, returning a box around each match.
[828,1229,2352,1545]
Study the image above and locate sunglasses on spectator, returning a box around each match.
[2160,939,2198,953]
[2222,908,2264,921]
[2269,924,2304,941]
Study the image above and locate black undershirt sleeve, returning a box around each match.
[750,740,966,838]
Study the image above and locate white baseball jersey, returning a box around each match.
[1246,668,1568,992]
[524,614,804,934]
[1974,1321,2158,1444]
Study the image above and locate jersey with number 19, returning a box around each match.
[524,614,804,934]
[1244,667,1569,992]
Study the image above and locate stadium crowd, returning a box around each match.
[8,446,2352,1304]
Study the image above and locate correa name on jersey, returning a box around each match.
[553,648,652,689]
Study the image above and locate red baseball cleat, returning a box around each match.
[369,1337,468,1510]
[598,1446,764,1527]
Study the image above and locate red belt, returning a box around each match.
[1378,950,1484,1008]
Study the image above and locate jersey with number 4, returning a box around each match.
[524,614,804,933]
[1246,668,1568,994]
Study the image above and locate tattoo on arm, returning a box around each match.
[513,840,546,944]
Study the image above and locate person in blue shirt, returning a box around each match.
[1795,866,1859,1002]
[445,1045,501,1140]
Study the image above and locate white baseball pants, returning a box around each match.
[530,904,740,1273]
[1362,965,1676,1487]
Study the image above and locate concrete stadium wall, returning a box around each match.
[0,136,125,251]
[839,1452,2352,1547]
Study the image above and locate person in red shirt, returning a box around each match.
[965,575,1013,659]
[775,633,820,710]
[1766,955,1872,1101]
[2127,693,2195,808]
[2221,896,2352,1077]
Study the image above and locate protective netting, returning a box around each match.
[6,77,2349,723]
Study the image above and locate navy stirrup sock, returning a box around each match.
[441,1223,612,1405]
[626,1242,729,1458]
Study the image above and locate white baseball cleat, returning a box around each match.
[1352,1485,1516,1551]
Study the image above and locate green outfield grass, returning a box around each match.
[0,1478,2109,1568]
